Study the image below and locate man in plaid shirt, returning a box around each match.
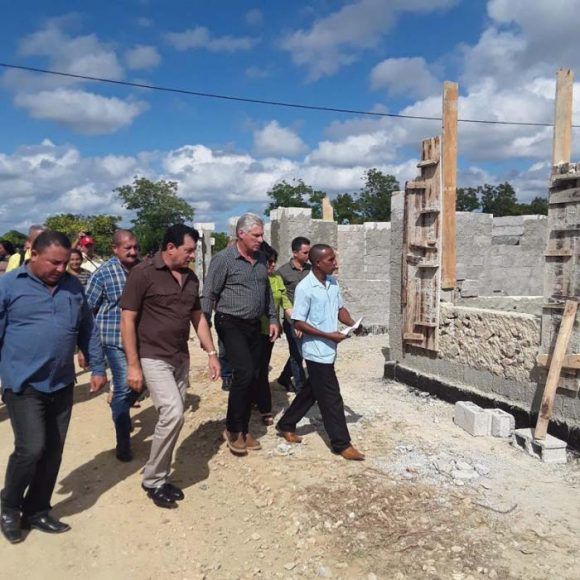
[85,230,140,461]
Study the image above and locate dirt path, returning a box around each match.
[0,334,578,579]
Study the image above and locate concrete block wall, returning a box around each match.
[457,213,548,297]
[387,192,579,445]
[268,208,391,328]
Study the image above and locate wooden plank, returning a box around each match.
[410,243,438,251]
[416,263,439,269]
[442,81,458,290]
[403,332,424,341]
[419,207,440,215]
[548,187,580,205]
[417,159,438,168]
[551,69,574,166]
[406,180,427,190]
[534,299,578,439]
[536,353,580,369]
[415,321,438,328]
[544,251,572,257]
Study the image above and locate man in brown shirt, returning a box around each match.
[120,224,220,509]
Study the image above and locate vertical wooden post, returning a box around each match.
[322,196,334,221]
[552,69,574,166]
[442,81,458,290]
[535,299,578,439]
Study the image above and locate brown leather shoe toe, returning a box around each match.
[223,430,248,455]
[340,445,365,461]
[244,432,262,450]
[276,430,302,444]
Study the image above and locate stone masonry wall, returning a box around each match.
[388,192,579,436]
[439,305,540,384]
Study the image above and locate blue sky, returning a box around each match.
[0,0,578,233]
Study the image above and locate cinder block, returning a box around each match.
[460,279,479,298]
[512,428,567,464]
[454,401,492,436]
[485,408,515,437]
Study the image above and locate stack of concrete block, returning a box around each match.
[512,428,567,464]
[454,401,515,438]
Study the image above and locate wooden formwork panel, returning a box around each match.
[402,136,442,352]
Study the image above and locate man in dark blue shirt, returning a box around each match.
[0,231,107,544]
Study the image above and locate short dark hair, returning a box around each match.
[291,236,310,252]
[161,224,199,250]
[309,243,332,265]
[70,248,83,260]
[261,241,278,263]
[32,230,72,253]
[0,239,15,255]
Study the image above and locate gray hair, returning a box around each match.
[28,224,45,237]
[236,213,264,237]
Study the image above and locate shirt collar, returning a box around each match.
[307,270,329,288]
[153,252,167,270]
[19,265,70,289]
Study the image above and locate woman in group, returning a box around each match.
[254,242,293,425]
[68,248,92,286]
[0,240,16,276]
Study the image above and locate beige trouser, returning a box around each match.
[140,358,190,488]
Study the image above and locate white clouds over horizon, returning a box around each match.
[281,0,457,81]
[124,45,161,70]
[253,122,307,157]
[166,26,258,52]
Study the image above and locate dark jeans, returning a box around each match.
[252,336,274,415]
[1,384,74,517]
[105,345,140,451]
[218,337,232,380]
[279,319,306,392]
[215,313,263,433]
[277,360,351,453]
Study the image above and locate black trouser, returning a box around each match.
[252,335,274,415]
[215,313,263,433]
[277,360,350,453]
[1,384,74,517]
[279,319,306,392]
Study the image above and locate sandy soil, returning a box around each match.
[0,334,578,580]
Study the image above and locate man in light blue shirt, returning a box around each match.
[276,244,365,461]
[0,231,106,544]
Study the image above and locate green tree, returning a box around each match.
[1,229,27,247]
[211,232,230,253]
[456,187,481,212]
[333,193,361,225]
[265,179,327,218]
[44,213,121,256]
[116,177,194,253]
[357,168,399,222]
[522,196,549,215]
[479,182,520,216]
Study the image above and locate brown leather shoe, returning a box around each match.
[223,430,248,455]
[244,432,262,450]
[340,445,365,461]
[277,430,302,444]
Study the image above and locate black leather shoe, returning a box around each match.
[162,483,184,501]
[142,485,177,509]
[1,512,23,544]
[116,445,133,462]
[27,514,71,534]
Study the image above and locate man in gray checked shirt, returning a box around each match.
[201,213,280,455]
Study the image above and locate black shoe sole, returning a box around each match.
[29,523,70,534]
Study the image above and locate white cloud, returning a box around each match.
[136,17,153,28]
[281,0,457,80]
[166,27,258,52]
[125,45,161,70]
[14,89,148,135]
[19,23,124,81]
[245,9,264,27]
[253,121,307,157]
[370,57,440,98]
[2,20,151,134]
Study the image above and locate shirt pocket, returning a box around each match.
[58,294,83,330]
[309,300,326,325]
